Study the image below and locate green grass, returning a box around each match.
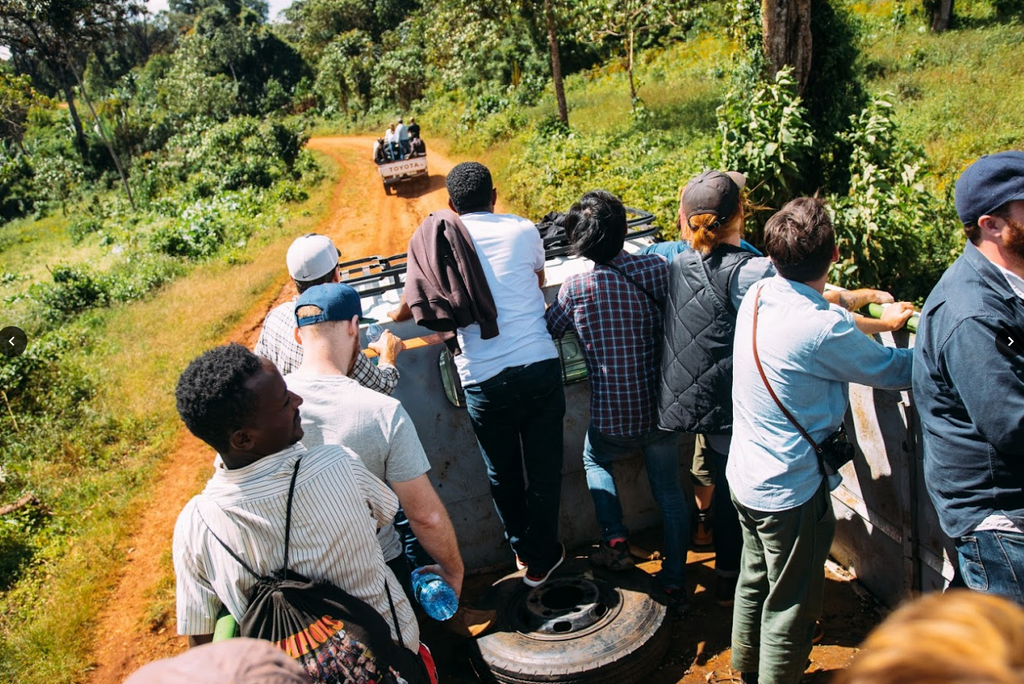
[861,21,1024,185]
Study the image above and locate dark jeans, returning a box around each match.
[583,426,688,587]
[711,444,743,576]
[956,529,1024,606]
[463,357,565,570]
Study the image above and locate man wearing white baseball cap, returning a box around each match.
[254,233,404,394]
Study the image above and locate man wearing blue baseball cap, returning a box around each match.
[914,150,1024,605]
[254,233,405,394]
[286,283,465,603]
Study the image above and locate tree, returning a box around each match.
[0,0,144,158]
[314,29,374,115]
[576,0,689,107]
[543,0,567,124]
[761,0,813,95]
[0,70,39,152]
[928,0,953,32]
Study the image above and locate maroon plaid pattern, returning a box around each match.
[546,252,668,437]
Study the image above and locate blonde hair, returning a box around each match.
[678,181,746,254]
[834,590,1024,684]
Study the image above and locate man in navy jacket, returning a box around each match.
[914,151,1024,605]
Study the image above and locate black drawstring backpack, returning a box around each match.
[197,458,430,684]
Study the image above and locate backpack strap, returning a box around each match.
[194,458,303,580]
[384,581,405,651]
[281,458,301,571]
[194,498,264,580]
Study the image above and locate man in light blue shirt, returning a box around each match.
[727,198,913,684]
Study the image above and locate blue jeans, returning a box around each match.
[583,426,688,587]
[464,358,565,570]
[956,529,1024,606]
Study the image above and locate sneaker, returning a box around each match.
[514,553,527,571]
[692,507,714,547]
[524,544,565,587]
[661,585,690,616]
[715,574,737,607]
[589,538,634,571]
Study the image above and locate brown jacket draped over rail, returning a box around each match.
[405,208,499,355]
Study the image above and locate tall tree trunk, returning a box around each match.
[57,69,88,159]
[64,53,135,209]
[761,0,813,94]
[627,26,638,105]
[931,0,953,32]
[544,0,568,125]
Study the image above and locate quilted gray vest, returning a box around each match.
[657,245,756,434]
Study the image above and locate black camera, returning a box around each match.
[818,425,855,476]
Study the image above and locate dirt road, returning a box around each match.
[86,137,463,684]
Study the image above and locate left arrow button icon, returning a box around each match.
[0,327,27,358]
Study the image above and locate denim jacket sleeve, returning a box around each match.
[941,315,1024,455]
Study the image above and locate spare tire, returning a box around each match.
[473,560,670,684]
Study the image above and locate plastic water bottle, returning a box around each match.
[366,323,384,342]
[411,567,458,621]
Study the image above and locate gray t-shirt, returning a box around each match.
[284,372,431,562]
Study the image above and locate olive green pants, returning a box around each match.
[730,481,836,684]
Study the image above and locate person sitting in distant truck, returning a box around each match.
[545,190,689,611]
[373,137,387,165]
[408,117,420,140]
[409,136,426,158]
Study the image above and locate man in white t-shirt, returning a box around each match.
[444,162,566,587]
[285,283,464,599]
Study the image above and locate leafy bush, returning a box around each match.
[717,67,816,243]
[32,265,109,322]
[151,204,226,259]
[176,117,308,193]
[67,217,105,244]
[0,145,35,223]
[104,254,185,302]
[829,96,962,303]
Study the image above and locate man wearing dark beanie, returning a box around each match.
[914,150,1024,605]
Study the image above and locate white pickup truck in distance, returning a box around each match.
[377,155,428,194]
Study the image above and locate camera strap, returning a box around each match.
[751,286,826,467]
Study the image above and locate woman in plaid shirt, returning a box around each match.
[546,190,689,611]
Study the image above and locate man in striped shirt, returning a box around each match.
[172,343,419,653]
[254,233,404,394]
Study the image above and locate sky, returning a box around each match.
[146,0,294,21]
